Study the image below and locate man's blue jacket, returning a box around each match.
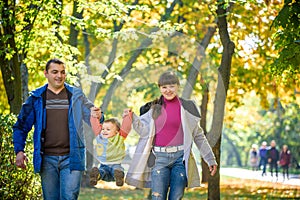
[13,83,94,173]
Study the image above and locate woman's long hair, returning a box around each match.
[151,96,164,120]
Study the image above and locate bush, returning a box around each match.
[0,114,42,199]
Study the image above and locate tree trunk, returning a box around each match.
[200,81,210,183]
[0,0,22,114]
[179,26,216,183]
[88,0,139,102]
[100,0,180,111]
[93,0,179,111]
[69,1,83,54]
[68,1,93,187]
[83,29,90,69]
[101,38,153,111]
[0,56,22,114]
[88,37,118,103]
[206,73,226,200]
[182,26,216,98]
[208,137,221,200]
[21,63,29,102]
[206,2,235,199]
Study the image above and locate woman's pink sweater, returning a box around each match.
[154,96,184,147]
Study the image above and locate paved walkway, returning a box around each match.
[220,167,300,186]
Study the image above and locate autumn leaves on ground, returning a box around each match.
[218,177,300,199]
[79,177,300,200]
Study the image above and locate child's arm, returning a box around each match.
[90,107,102,136]
[119,109,132,139]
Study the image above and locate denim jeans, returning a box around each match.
[40,155,82,200]
[259,158,267,174]
[99,164,124,182]
[151,150,187,200]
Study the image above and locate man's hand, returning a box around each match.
[122,108,132,118]
[209,165,217,176]
[15,151,28,169]
[91,107,101,119]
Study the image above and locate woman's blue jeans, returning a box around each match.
[40,155,82,200]
[151,150,187,200]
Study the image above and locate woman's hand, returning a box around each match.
[91,107,101,119]
[209,165,217,176]
[122,108,132,118]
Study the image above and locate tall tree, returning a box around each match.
[271,0,300,78]
[181,26,216,98]
[87,0,139,103]
[206,1,235,199]
[0,0,71,113]
[99,0,181,112]
[0,0,44,113]
[180,25,216,183]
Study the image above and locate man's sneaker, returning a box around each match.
[90,167,100,186]
[114,169,125,186]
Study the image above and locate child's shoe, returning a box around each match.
[114,169,125,186]
[90,167,100,186]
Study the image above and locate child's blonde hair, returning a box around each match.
[104,118,120,131]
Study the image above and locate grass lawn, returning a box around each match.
[78,176,300,200]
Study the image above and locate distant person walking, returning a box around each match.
[267,140,280,179]
[279,144,292,180]
[259,141,268,176]
[249,144,259,171]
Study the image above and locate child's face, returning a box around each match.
[101,122,118,138]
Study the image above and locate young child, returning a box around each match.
[89,110,132,187]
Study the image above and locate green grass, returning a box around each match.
[79,187,146,200]
[78,187,208,200]
[78,175,300,200]
[79,186,300,200]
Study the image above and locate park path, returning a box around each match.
[220,167,300,186]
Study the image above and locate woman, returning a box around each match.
[249,144,259,171]
[124,71,217,199]
[279,145,291,180]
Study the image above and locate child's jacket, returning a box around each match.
[90,115,132,165]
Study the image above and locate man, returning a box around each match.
[13,58,101,199]
[267,140,280,179]
[259,141,268,176]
